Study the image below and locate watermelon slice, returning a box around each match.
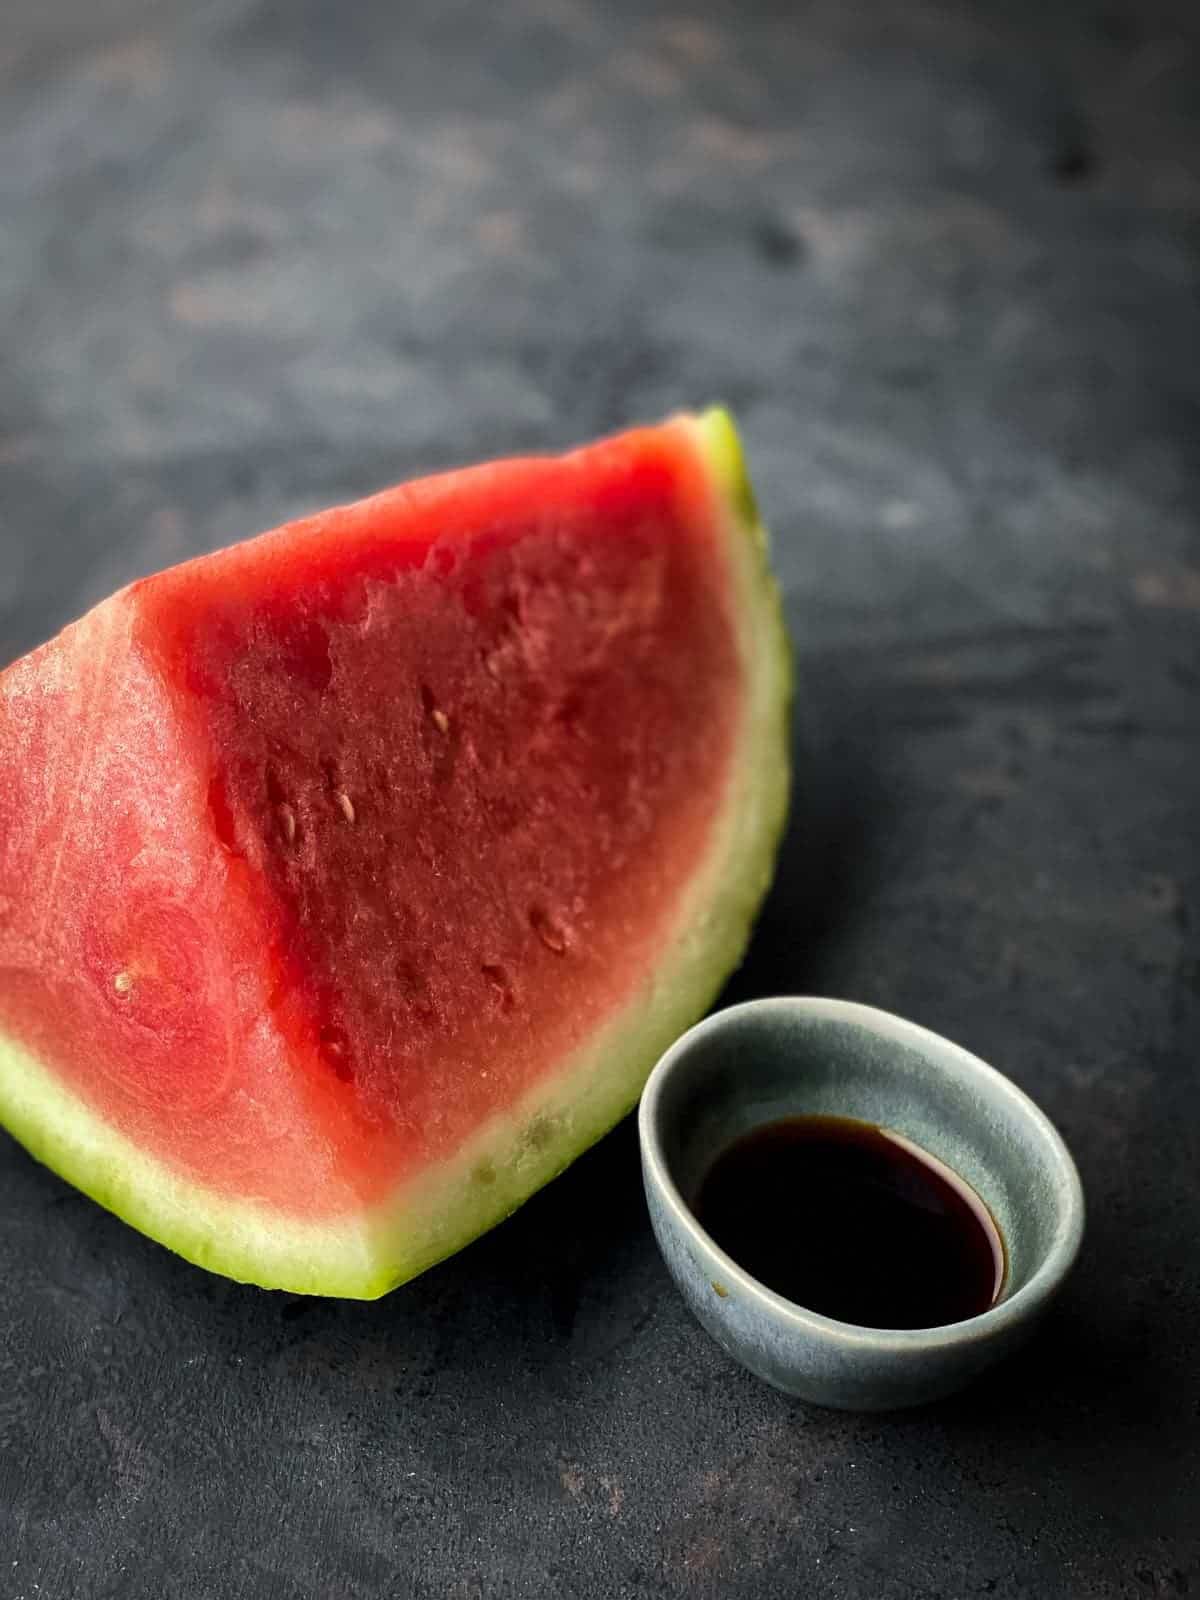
[0,410,789,1297]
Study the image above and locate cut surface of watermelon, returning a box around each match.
[0,410,790,1296]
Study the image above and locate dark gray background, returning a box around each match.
[1,1,1198,1596]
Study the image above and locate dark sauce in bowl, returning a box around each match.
[694,1115,1005,1329]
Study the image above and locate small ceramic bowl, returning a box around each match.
[639,997,1085,1411]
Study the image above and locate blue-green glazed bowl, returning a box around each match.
[638,997,1085,1411]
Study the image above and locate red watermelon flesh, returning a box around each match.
[0,411,790,1295]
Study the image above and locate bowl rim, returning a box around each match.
[638,995,1086,1353]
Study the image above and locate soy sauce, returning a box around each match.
[694,1115,1004,1329]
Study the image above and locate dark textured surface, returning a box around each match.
[1,0,1198,1595]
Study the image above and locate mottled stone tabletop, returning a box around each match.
[1,1,1198,1596]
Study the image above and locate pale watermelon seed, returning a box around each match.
[529,906,567,955]
[318,1024,353,1082]
[114,972,133,995]
[432,708,450,735]
[481,962,515,1011]
[335,791,356,824]
[277,803,297,845]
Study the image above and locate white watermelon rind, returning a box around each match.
[0,408,792,1298]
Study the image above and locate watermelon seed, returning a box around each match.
[318,1024,353,1082]
[113,972,133,996]
[396,961,435,1023]
[420,681,452,734]
[529,906,567,955]
[334,791,356,824]
[277,803,297,845]
[482,963,515,1012]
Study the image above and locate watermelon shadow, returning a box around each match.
[717,664,886,1006]
[373,1115,655,1367]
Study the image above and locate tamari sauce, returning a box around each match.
[694,1115,1004,1329]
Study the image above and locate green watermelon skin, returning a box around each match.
[0,410,790,1297]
